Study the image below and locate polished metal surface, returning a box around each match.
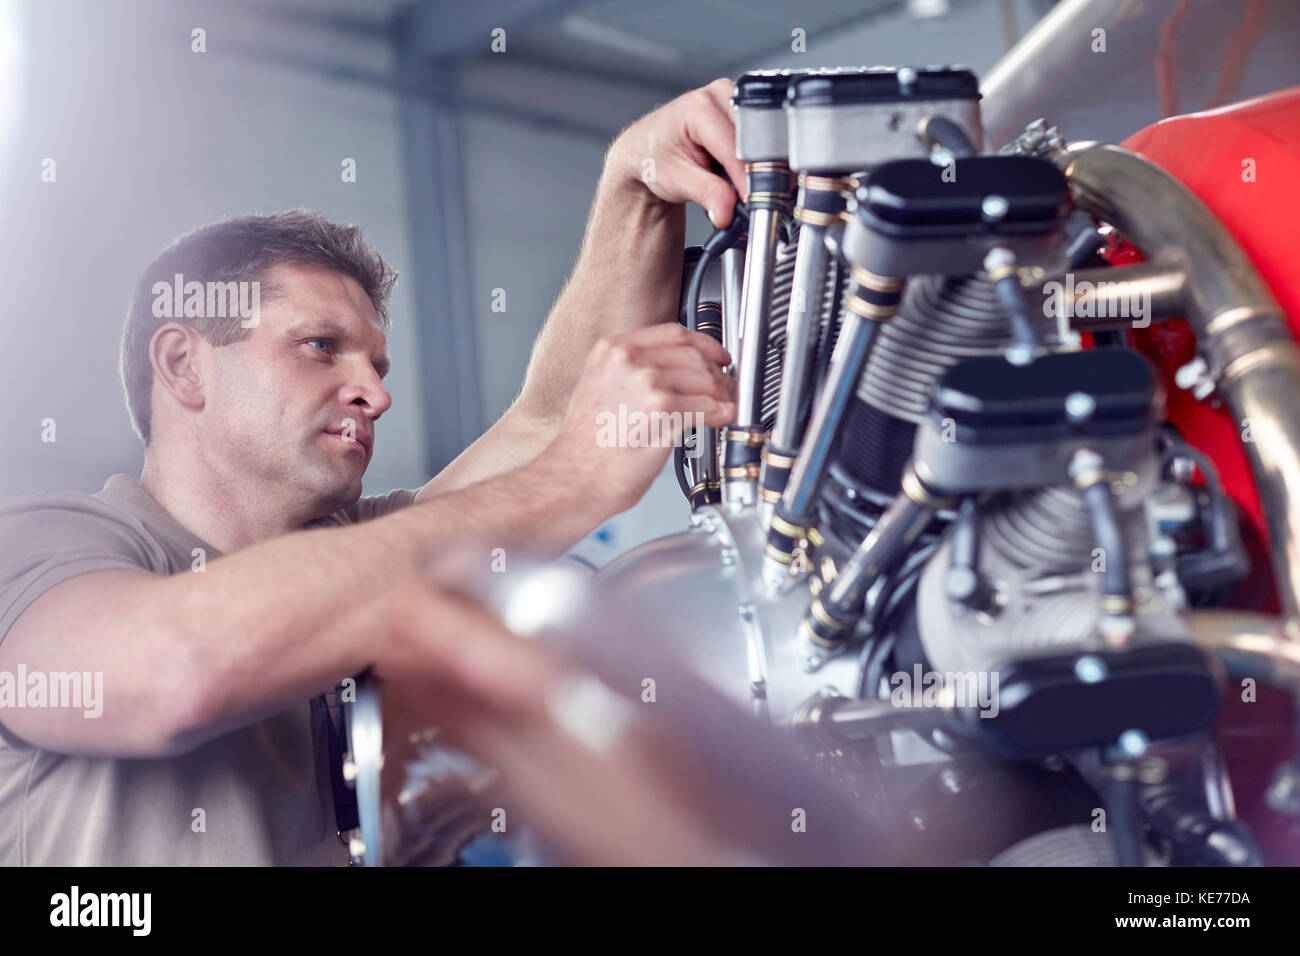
[594,505,860,720]
[787,99,983,173]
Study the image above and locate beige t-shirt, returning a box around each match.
[0,474,418,865]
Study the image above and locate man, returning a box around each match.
[0,80,746,865]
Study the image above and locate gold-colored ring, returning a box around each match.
[1072,467,1106,489]
[770,512,807,539]
[760,447,796,469]
[807,527,824,548]
[745,161,790,173]
[760,487,783,503]
[847,296,898,321]
[901,464,946,507]
[850,265,905,293]
[986,264,1018,284]
[764,542,795,564]
[798,173,852,192]
[722,464,761,480]
[799,619,842,650]
[793,207,843,227]
[723,428,770,446]
[809,594,849,633]
[689,481,709,498]
[748,192,794,205]
[1100,595,1133,614]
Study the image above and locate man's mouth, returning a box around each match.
[325,427,372,458]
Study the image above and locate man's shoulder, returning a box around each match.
[0,476,182,642]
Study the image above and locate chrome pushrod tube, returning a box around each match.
[721,242,746,369]
[735,207,782,429]
[722,206,782,507]
[1057,142,1300,638]
[770,226,828,453]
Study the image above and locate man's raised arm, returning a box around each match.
[419,79,746,499]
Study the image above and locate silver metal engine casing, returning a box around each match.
[788,98,983,173]
[594,504,860,722]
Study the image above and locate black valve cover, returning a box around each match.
[857,155,1070,237]
[967,642,1222,760]
[930,349,1162,446]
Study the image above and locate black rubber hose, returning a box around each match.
[680,202,749,332]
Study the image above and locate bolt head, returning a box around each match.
[1065,391,1096,422]
[1075,654,1107,683]
[1118,729,1148,757]
[981,195,1009,221]
[1005,343,1033,366]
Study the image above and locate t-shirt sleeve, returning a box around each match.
[0,494,164,645]
[320,487,421,527]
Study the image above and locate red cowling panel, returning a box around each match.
[1116,88,1300,861]
[1117,87,1300,610]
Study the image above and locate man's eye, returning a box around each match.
[306,338,333,354]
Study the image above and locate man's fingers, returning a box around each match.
[694,394,737,428]
[637,367,734,403]
[633,345,735,393]
[668,159,739,230]
[689,82,747,205]
[615,322,732,366]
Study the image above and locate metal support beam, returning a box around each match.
[395,52,484,473]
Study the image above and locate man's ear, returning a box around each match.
[149,322,206,412]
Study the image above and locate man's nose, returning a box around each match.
[340,371,393,420]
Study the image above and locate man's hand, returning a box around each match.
[545,322,735,515]
[604,77,748,228]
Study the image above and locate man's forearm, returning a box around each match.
[162,451,610,749]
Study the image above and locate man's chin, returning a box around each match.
[302,463,366,520]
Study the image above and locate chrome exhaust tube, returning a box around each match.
[1052,141,1300,639]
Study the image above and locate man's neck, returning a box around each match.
[139,450,308,555]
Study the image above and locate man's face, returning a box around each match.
[195,262,392,519]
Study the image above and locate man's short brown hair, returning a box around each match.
[119,209,398,443]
